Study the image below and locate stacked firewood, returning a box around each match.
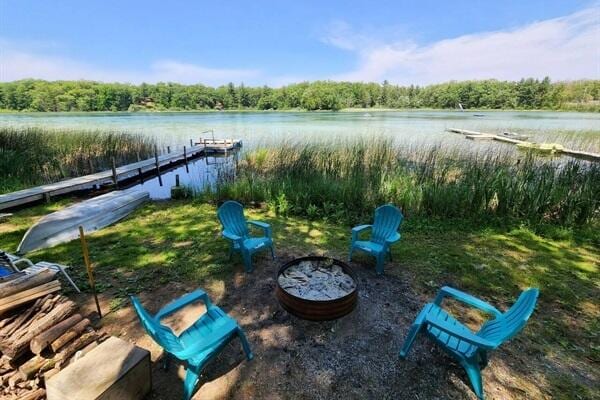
[0,270,103,399]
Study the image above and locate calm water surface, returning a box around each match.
[1,111,598,149]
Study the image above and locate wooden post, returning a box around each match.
[137,168,144,184]
[154,145,163,187]
[183,146,189,173]
[190,138,193,147]
[204,139,208,165]
[167,146,171,154]
[175,174,180,187]
[78,226,102,318]
[88,159,94,173]
[111,157,118,187]
[44,193,51,203]
[136,152,141,162]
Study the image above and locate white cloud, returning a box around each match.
[326,7,600,84]
[0,40,261,86]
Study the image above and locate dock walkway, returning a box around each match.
[448,128,600,161]
[0,139,241,210]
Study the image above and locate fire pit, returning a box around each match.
[276,256,358,321]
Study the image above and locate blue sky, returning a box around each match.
[0,0,598,86]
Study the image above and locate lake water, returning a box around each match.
[1,111,598,199]
[1,111,599,150]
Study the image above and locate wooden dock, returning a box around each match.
[448,128,600,161]
[0,139,242,211]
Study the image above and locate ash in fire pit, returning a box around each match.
[278,259,356,301]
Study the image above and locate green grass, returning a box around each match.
[0,199,597,398]
[0,126,157,193]
[198,139,600,227]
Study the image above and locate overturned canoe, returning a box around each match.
[17,190,149,254]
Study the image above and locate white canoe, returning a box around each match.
[17,190,149,254]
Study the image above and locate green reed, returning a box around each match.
[0,127,156,192]
[200,138,600,226]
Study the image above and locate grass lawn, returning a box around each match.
[1,199,598,399]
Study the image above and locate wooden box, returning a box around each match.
[46,336,151,400]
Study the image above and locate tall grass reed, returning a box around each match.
[199,138,600,226]
[0,127,156,193]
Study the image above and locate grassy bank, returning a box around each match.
[0,200,597,398]
[198,139,600,227]
[0,127,156,193]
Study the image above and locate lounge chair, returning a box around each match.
[217,200,274,272]
[349,204,403,274]
[399,286,539,399]
[0,250,80,292]
[131,289,253,400]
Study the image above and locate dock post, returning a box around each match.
[44,193,51,203]
[190,138,193,147]
[88,158,94,173]
[183,146,189,173]
[154,145,163,187]
[138,167,144,184]
[136,152,141,162]
[175,174,180,187]
[167,145,171,154]
[111,157,118,188]
[204,139,208,165]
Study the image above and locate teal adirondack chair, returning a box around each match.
[399,286,539,399]
[217,200,274,272]
[349,204,403,275]
[131,289,253,400]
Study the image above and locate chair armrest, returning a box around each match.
[425,315,497,350]
[434,286,501,317]
[222,230,243,243]
[248,220,272,238]
[385,231,401,245]
[351,225,372,241]
[155,289,213,321]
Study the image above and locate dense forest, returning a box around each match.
[0,78,598,112]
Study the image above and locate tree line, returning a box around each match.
[0,78,598,112]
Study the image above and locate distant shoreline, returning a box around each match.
[1,107,598,114]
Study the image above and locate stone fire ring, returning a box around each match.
[276,256,358,321]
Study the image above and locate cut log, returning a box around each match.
[0,300,77,359]
[19,388,46,400]
[30,314,82,354]
[19,332,97,380]
[0,280,61,308]
[0,268,56,298]
[0,283,61,316]
[50,318,90,352]
[18,355,57,380]
[0,296,46,338]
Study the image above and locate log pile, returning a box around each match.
[0,269,103,399]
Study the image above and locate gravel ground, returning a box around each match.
[81,251,533,400]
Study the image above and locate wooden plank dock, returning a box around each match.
[0,139,242,211]
[448,128,600,161]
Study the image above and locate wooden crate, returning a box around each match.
[46,336,151,400]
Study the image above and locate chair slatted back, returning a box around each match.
[371,204,403,244]
[218,201,249,238]
[477,288,539,345]
[131,296,184,354]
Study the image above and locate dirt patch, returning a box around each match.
[74,251,543,400]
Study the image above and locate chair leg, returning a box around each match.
[399,322,423,359]
[270,245,275,260]
[237,328,254,360]
[162,352,171,371]
[228,243,234,260]
[399,305,431,359]
[242,251,253,273]
[56,265,81,293]
[388,248,393,261]
[375,254,385,275]
[464,362,485,400]
[183,366,201,400]
[348,246,354,262]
